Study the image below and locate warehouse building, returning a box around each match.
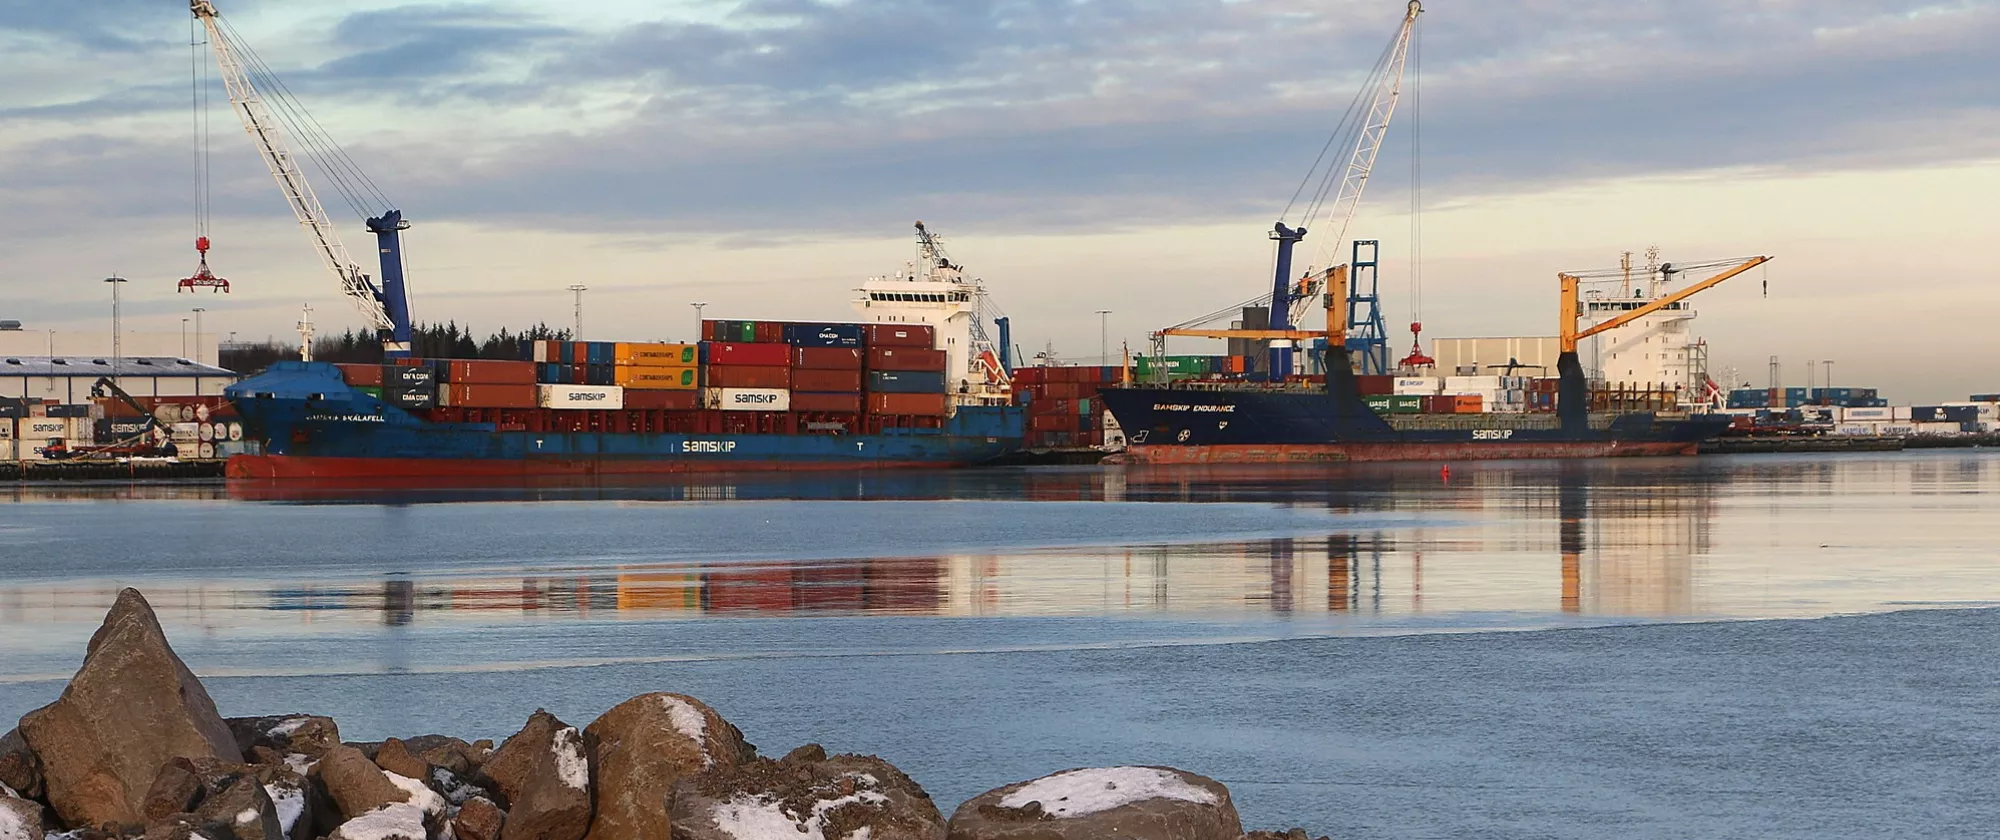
[1,356,235,404]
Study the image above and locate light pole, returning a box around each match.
[691,302,708,338]
[104,275,127,381]
[1824,360,1834,390]
[1095,310,1112,364]
[192,308,206,365]
[181,318,190,357]
[567,284,588,339]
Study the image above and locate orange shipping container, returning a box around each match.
[614,343,699,367]
[440,384,537,408]
[336,364,384,387]
[623,389,699,410]
[705,365,791,389]
[791,392,863,413]
[867,392,948,416]
[613,365,699,390]
[444,360,537,385]
[1452,395,1483,413]
[793,347,864,370]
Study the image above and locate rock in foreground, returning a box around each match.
[671,744,944,840]
[482,711,590,840]
[946,766,1242,840]
[583,692,753,840]
[17,588,239,829]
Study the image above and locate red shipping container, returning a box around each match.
[791,392,863,413]
[1011,367,1046,386]
[864,324,934,348]
[1041,383,1082,400]
[709,342,791,366]
[569,364,588,384]
[701,320,725,342]
[1031,414,1079,432]
[441,384,537,408]
[754,322,784,343]
[623,389,700,410]
[867,347,948,372]
[704,570,792,613]
[706,365,792,389]
[1355,375,1394,396]
[867,392,948,416]
[791,369,863,392]
[446,360,536,385]
[336,364,384,387]
[793,347,865,370]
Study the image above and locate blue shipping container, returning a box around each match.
[868,370,947,394]
[783,323,865,348]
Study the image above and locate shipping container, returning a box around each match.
[382,384,436,410]
[622,389,700,411]
[867,370,947,394]
[793,347,865,370]
[707,342,792,367]
[791,369,864,392]
[1389,395,1424,413]
[441,384,538,409]
[538,384,625,410]
[864,324,935,348]
[868,392,949,416]
[1354,375,1394,397]
[782,323,865,348]
[790,392,863,414]
[867,347,948,372]
[707,365,792,389]
[385,365,436,386]
[613,366,700,390]
[1452,395,1483,413]
[337,364,385,387]
[704,388,792,411]
[615,343,699,366]
[1032,414,1079,432]
[1364,395,1393,414]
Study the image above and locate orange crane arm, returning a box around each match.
[1156,267,1352,345]
[1560,256,1771,353]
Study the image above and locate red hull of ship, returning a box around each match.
[1124,440,1699,464]
[226,454,962,480]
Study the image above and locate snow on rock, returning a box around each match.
[283,754,316,777]
[0,798,32,840]
[551,727,589,791]
[330,802,428,840]
[266,718,311,739]
[264,781,306,836]
[997,766,1219,819]
[657,696,709,761]
[382,771,446,820]
[708,790,890,840]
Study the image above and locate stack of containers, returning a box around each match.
[611,343,698,410]
[1012,364,1120,448]
[864,324,947,424]
[435,359,538,408]
[786,323,866,416]
[703,335,792,412]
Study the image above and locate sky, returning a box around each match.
[2,0,1996,400]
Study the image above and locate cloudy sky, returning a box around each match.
[3,0,1995,399]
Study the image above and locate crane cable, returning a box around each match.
[1407,19,1423,333]
[190,15,211,242]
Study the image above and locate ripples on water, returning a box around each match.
[3,453,1998,838]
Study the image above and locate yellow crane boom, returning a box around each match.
[1158,267,1351,345]
[1560,256,1771,353]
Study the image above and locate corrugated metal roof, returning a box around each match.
[0,356,235,377]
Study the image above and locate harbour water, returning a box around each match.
[3,451,1997,837]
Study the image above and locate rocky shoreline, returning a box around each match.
[1,590,1325,840]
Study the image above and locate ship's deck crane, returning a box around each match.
[1153,1,1423,380]
[1554,255,1772,429]
[913,221,1012,384]
[191,0,414,357]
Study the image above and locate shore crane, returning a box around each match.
[1153,0,1423,381]
[191,0,414,357]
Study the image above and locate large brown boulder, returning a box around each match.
[670,746,943,840]
[452,796,505,840]
[188,774,285,840]
[372,740,428,782]
[481,711,590,840]
[581,693,752,840]
[17,589,238,830]
[314,746,410,822]
[1,793,44,840]
[0,731,41,801]
[399,737,489,779]
[945,767,1242,840]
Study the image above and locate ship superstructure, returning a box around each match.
[856,222,1013,407]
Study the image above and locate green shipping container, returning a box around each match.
[1364,396,1392,414]
[1078,398,1091,414]
[1389,395,1424,413]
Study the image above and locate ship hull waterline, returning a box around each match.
[1122,440,1699,465]
[228,452,990,480]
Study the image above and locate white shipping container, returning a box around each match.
[1913,422,1964,436]
[1892,407,1912,421]
[1879,424,1915,436]
[0,440,11,459]
[1392,377,1439,395]
[0,419,11,440]
[1839,407,1891,422]
[532,343,550,363]
[538,384,625,410]
[703,388,791,412]
[1833,424,1877,437]
[1445,375,1504,391]
[19,418,67,439]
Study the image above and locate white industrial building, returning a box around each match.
[1,357,235,404]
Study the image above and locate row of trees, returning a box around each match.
[218,322,573,373]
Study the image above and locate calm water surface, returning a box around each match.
[2,452,1996,838]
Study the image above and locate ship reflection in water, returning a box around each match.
[3,453,1997,643]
